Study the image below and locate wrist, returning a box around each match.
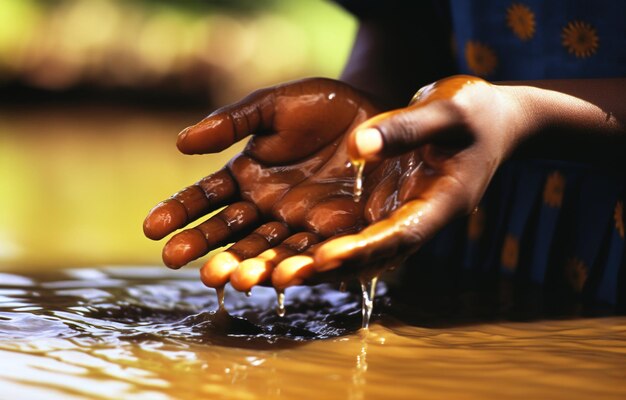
[493,79,626,165]
[494,84,543,160]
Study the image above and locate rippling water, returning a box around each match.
[0,267,625,400]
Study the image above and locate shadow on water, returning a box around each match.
[0,265,620,349]
[0,267,369,350]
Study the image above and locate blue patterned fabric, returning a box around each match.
[456,161,626,309]
[442,1,626,309]
[338,0,626,309]
[450,1,626,80]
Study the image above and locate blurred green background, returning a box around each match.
[0,0,356,269]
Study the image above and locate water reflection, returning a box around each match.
[0,267,367,399]
[0,267,367,344]
[0,267,625,400]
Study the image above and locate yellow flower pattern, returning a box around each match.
[506,3,536,41]
[501,234,519,271]
[562,20,599,58]
[451,5,617,303]
[465,40,498,77]
[564,257,588,293]
[615,201,624,239]
[543,171,565,208]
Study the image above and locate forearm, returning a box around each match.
[501,78,626,167]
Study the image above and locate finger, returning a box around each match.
[143,169,238,240]
[162,201,259,269]
[313,184,462,272]
[176,88,275,155]
[272,182,354,230]
[272,255,316,290]
[230,232,320,292]
[361,158,403,223]
[347,102,458,162]
[200,222,291,288]
[347,76,488,162]
[271,240,349,289]
[305,197,364,238]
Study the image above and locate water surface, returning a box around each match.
[0,267,625,400]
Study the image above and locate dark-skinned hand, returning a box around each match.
[144,78,379,290]
[144,76,521,292]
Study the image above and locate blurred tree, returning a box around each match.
[0,0,355,108]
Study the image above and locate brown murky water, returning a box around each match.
[1,106,625,399]
[1,266,625,400]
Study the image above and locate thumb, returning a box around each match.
[348,101,454,161]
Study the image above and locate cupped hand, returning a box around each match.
[144,75,523,292]
[312,75,522,274]
[143,78,381,290]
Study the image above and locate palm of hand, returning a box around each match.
[144,78,383,289]
[226,87,375,238]
[144,76,504,291]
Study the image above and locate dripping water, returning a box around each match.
[352,159,365,202]
[359,276,378,329]
[350,156,378,329]
[215,286,226,311]
[276,289,286,317]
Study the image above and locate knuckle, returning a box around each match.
[400,225,426,248]
[439,96,473,130]
[378,111,418,152]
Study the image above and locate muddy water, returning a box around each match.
[2,106,621,399]
[1,267,625,400]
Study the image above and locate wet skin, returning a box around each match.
[144,76,509,292]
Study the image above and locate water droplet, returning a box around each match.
[215,286,226,311]
[245,291,252,298]
[352,159,365,202]
[339,281,347,292]
[276,289,285,317]
[359,276,378,329]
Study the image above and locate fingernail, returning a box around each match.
[177,126,191,141]
[355,128,383,158]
